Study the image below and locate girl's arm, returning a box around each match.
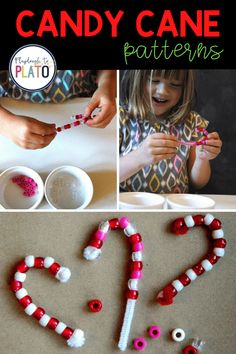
[188,132,222,189]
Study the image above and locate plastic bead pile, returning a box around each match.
[12,175,38,197]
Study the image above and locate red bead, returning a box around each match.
[192,264,205,276]
[172,218,188,235]
[16,261,29,273]
[109,218,120,229]
[32,307,45,320]
[128,233,142,243]
[206,253,220,265]
[214,238,227,248]
[209,218,222,230]
[56,127,62,132]
[88,299,103,312]
[47,317,59,329]
[193,214,204,225]
[19,295,32,308]
[127,290,139,300]
[130,261,143,271]
[48,262,61,275]
[10,279,22,292]
[178,274,191,286]
[64,124,71,129]
[61,327,73,339]
[182,345,198,354]
[34,257,44,268]
[89,239,103,249]
[163,284,177,298]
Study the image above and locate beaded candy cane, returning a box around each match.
[178,128,209,146]
[83,217,144,352]
[157,214,226,306]
[56,114,89,132]
[10,256,85,348]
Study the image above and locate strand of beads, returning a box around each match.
[157,214,226,306]
[178,128,209,146]
[10,256,85,348]
[83,217,144,352]
[56,116,89,132]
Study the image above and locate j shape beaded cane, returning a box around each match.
[83,217,144,352]
[10,256,85,348]
[157,214,226,306]
[178,128,209,146]
[56,114,90,132]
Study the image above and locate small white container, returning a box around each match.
[119,192,165,210]
[0,166,44,209]
[45,165,93,210]
[166,194,215,210]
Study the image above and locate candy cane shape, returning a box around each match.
[83,217,144,352]
[178,128,209,146]
[157,214,226,306]
[56,116,89,132]
[10,256,85,348]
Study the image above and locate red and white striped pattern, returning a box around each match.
[56,116,89,132]
[157,214,227,306]
[83,217,144,352]
[10,256,85,348]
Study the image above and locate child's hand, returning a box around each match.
[84,87,116,128]
[196,132,222,160]
[138,133,179,167]
[1,113,57,149]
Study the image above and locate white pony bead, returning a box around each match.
[184,215,195,228]
[98,221,110,233]
[132,251,142,261]
[55,322,67,334]
[185,269,197,281]
[44,257,55,268]
[201,259,213,272]
[15,288,28,300]
[172,280,184,292]
[14,272,27,282]
[128,279,139,290]
[25,303,37,316]
[25,255,35,267]
[124,223,136,236]
[213,247,225,257]
[204,214,214,225]
[212,229,224,239]
[39,314,51,327]
[171,328,186,342]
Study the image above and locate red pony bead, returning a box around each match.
[214,238,227,248]
[128,233,142,243]
[19,295,32,308]
[61,327,74,339]
[182,345,198,354]
[48,262,61,275]
[130,261,143,271]
[16,261,29,273]
[47,317,59,329]
[10,279,22,292]
[89,239,103,249]
[192,264,205,276]
[178,274,191,286]
[192,215,204,225]
[127,290,139,300]
[88,299,103,312]
[163,284,177,298]
[172,218,188,235]
[34,257,44,268]
[206,253,220,265]
[209,218,222,230]
[109,218,120,230]
[32,307,45,320]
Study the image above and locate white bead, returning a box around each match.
[55,322,67,334]
[83,246,101,260]
[39,314,51,327]
[204,214,214,225]
[44,256,55,268]
[24,303,37,316]
[171,328,185,342]
[56,267,71,283]
[212,229,224,239]
[124,223,136,236]
[172,280,184,292]
[15,288,28,300]
[25,255,35,267]
[14,272,27,282]
[185,269,197,281]
[184,215,195,228]
[98,221,110,233]
[213,247,225,257]
[128,279,139,290]
[201,259,213,271]
[67,329,85,348]
[132,251,142,261]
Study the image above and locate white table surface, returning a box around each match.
[0,98,117,210]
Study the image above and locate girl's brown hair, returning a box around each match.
[120,70,196,124]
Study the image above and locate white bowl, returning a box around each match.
[119,192,165,210]
[166,194,215,210]
[45,165,93,210]
[0,166,44,209]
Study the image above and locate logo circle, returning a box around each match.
[9,44,57,91]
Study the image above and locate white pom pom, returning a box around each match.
[83,246,101,260]
[55,267,71,283]
[67,329,85,348]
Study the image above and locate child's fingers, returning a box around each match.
[31,122,57,136]
[151,133,178,141]
[206,132,220,139]
[205,138,222,148]
[202,145,221,155]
